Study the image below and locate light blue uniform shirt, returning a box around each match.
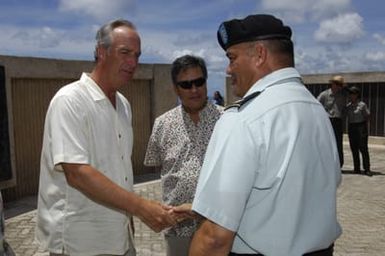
[192,68,342,255]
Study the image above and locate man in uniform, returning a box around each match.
[176,14,342,256]
[317,75,348,167]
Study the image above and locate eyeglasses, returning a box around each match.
[176,77,206,89]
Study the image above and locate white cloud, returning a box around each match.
[365,51,385,62]
[311,0,351,19]
[58,0,135,20]
[171,49,206,60]
[373,33,385,45]
[12,26,62,48]
[314,13,364,44]
[0,25,93,60]
[294,45,377,74]
[261,0,351,22]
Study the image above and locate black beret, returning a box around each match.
[217,14,292,50]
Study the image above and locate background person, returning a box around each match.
[35,19,175,256]
[144,55,222,256]
[317,75,348,168]
[213,90,225,106]
[346,86,372,176]
[176,14,342,256]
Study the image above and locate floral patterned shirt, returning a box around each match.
[144,102,222,237]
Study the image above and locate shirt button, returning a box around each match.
[125,177,128,181]
[118,134,121,139]
[121,156,124,160]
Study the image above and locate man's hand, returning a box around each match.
[170,203,199,223]
[62,163,177,233]
[134,198,177,232]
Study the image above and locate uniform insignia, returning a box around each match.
[218,24,228,46]
[224,91,262,111]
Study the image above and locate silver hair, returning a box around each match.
[94,19,136,61]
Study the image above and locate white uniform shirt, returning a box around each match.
[36,73,134,255]
[192,68,342,256]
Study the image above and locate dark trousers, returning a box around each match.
[229,243,334,256]
[330,118,344,167]
[348,122,370,172]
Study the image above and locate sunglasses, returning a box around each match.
[176,77,206,89]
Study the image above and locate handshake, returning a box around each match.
[134,200,197,233]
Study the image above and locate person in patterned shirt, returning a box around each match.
[144,54,222,256]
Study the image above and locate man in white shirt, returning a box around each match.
[36,19,176,256]
[175,14,342,256]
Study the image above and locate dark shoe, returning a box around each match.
[354,169,361,174]
[364,170,373,176]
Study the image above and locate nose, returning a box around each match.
[190,84,199,92]
[226,65,232,75]
[127,56,139,68]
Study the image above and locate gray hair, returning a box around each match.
[94,19,136,61]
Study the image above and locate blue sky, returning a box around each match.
[0,0,384,96]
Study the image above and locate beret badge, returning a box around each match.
[218,23,228,46]
[217,14,292,50]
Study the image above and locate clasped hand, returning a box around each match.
[136,200,196,233]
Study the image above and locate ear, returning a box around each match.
[173,84,180,97]
[255,43,267,66]
[96,46,107,61]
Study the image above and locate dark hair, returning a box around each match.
[171,55,207,85]
[94,19,136,61]
[261,39,295,66]
[214,90,223,99]
[214,90,224,106]
[349,87,361,98]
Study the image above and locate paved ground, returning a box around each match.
[4,142,385,256]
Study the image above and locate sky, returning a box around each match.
[0,0,384,96]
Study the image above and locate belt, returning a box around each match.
[229,243,334,256]
[229,253,262,256]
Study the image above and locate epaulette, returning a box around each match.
[224,91,262,111]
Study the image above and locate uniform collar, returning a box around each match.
[243,67,301,99]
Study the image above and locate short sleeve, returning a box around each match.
[317,91,324,104]
[48,95,89,169]
[192,113,258,231]
[143,119,162,167]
